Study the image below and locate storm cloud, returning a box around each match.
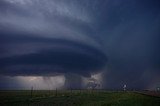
[0,35,107,76]
[0,0,160,89]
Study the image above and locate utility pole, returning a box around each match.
[55,88,57,97]
[30,86,33,98]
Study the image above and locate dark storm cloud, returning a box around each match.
[0,35,107,76]
[0,0,107,77]
[96,0,160,89]
[0,0,160,89]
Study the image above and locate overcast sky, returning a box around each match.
[0,0,160,90]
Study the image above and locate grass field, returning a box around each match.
[0,90,160,106]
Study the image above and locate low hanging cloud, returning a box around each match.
[0,0,160,89]
[0,38,107,76]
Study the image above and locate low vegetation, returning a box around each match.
[0,90,160,106]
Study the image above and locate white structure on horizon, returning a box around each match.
[123,84,127,91]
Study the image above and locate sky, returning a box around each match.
[0,0,160,90]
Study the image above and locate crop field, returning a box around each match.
[0,90,160,106]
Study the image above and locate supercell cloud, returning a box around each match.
[0,0,160,89]
[0,0,107,76]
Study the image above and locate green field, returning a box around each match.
[0,90,160,106]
